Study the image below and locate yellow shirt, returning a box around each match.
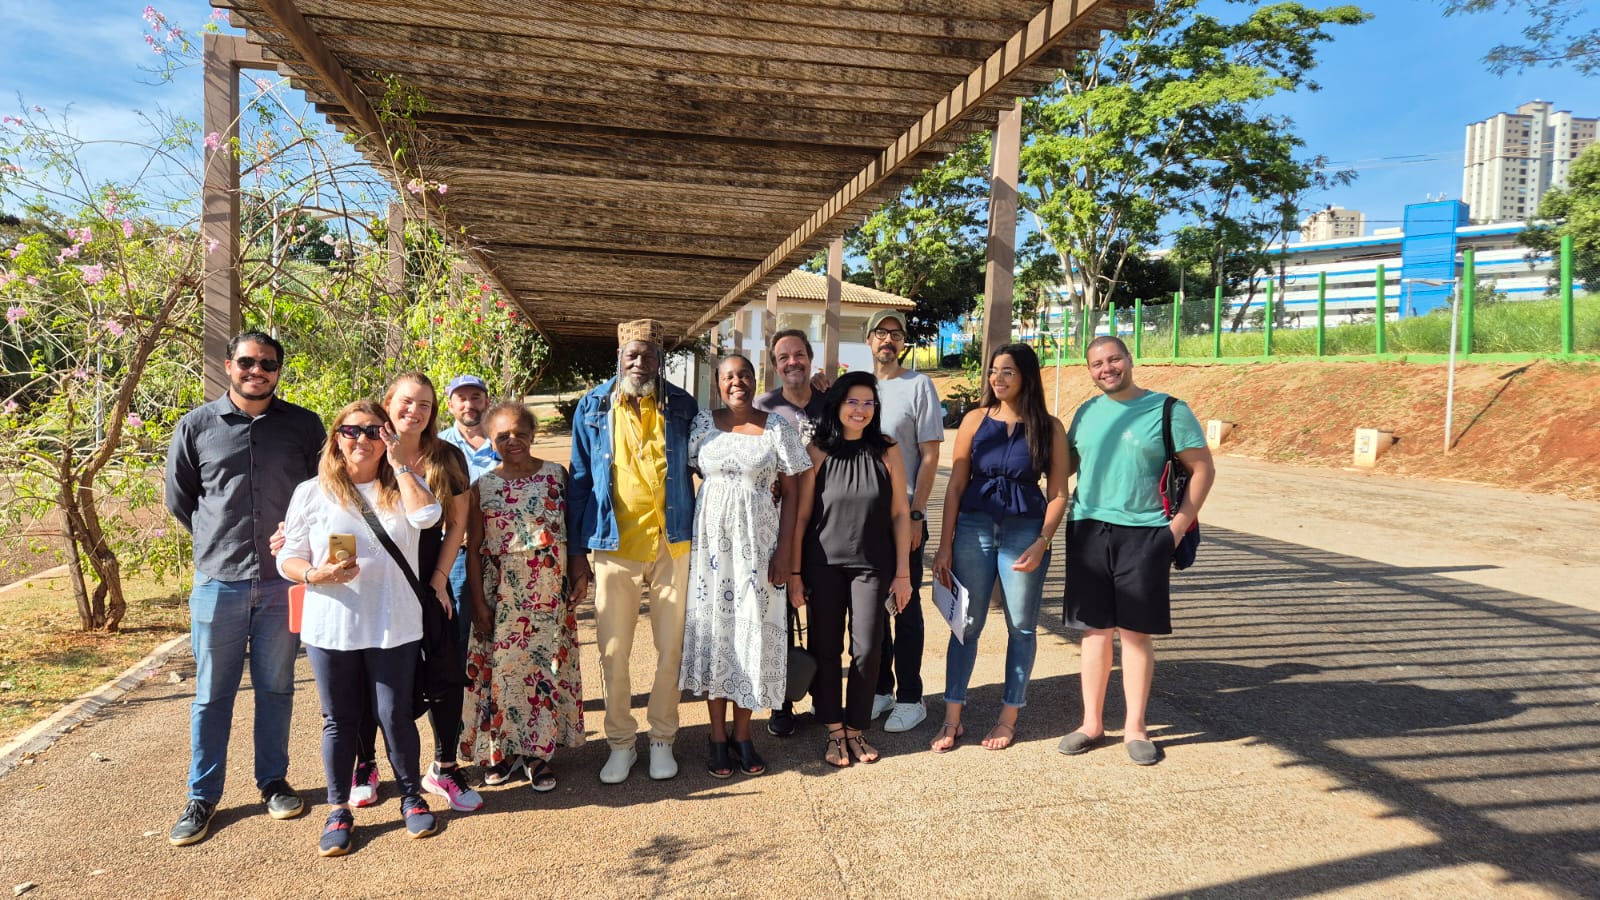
[610,394,690,563]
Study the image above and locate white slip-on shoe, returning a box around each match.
[648,740,678,780]
[871,693,895,719]
[599,746,637,784]
[883,701,928,733]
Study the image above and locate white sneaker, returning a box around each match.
[871,693,895,719]
[648,740,678,780]
[599,746,637,784]
[349,761,379,808]
[883,701,927,733]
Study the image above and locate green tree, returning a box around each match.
[1519,142,1600,291]
[1019,0,1369,324]
[845,136,989,342]
[1441,0,1600,74]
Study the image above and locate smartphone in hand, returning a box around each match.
[328,533,357,563]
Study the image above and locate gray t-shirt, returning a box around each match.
[874,370,944,497]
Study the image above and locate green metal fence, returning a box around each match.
[1036,236,1599,365]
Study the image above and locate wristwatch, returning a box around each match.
[909,510,925,522]
[396,465,413,475]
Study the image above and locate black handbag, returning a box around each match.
[355,495,469,710]
[1159,396,1201,571]
[784,603,816,705]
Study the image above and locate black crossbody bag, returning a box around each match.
[355,494,469,706]
[1159,396,1201,571]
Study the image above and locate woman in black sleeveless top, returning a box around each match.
[788,372,913,768]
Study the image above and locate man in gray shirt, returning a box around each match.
[164,331,324,846]
[864,310,944,733]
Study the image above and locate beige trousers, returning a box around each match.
[592,539,690,749]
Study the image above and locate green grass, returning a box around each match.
[1117,293,1600,360]
[0,572,190,741]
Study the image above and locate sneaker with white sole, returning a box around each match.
[871,693,895,719]
[599,746,637,784]
[883,701,927,733]
[648,740,678,780]
[422,762,483,812]
[349,761,379,808]
[318,808,354,857]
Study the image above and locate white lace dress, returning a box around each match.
[679,410,811,709]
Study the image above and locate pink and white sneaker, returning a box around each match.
[350,761,379,809]
[421,762,483,813]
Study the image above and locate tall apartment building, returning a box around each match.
[1298,206,1365,242]
[1462,100,1598,223]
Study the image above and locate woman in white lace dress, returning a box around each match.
[680,354,811,778]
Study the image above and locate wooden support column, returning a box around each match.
[201,34,271,401]
[382,201,406,360]
[732,310,745,358]
[824,238,843,375]
[981,100,1022,367]
[763,283,780,390]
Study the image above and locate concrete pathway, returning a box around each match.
[3,434,1597,898]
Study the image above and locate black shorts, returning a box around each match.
[1064,518,1173,635]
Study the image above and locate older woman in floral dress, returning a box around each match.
[460,402,583,792]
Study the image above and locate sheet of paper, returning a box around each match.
[931,573,970,645]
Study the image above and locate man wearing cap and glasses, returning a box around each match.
[863,310,943,733]
[568,319,699,784]
[437,374,498,608]
[163,331,325,846]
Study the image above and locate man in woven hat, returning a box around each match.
[568,318,699,783]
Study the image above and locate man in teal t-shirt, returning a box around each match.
[1057,336,1214,767]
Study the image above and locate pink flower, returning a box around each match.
[103,319,124,337]
[73,369,88,380]
[2,400,16,415]
[0,164,20,174]
[126,413,144,429]
[436,183,448,194]
[1,116,21,126]
[205,237,219,254]
[7,243,23,259]
[210,8,228,22]
[30,105,42,113]
[405,178,424,195]
[142,6,158,23]
[25,276,38,286]
[57,244,81,262]
[122,219,135,238]
[76,227,93,243]
[203,132,222,151]
[6,306,25,323]
[80,264,105,285]
[103,199,119,217]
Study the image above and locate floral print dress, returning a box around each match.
[459,461,583,766]
[679,410,811,710]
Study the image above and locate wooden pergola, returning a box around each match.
[203,0,1142,396]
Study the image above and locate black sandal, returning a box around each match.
[527,759,557,793]
[734,739,766,776]
[824,725,850,768]
[707,739,734,779]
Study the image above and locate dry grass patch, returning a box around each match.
[0,572,189,742]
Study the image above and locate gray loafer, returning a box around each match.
[1057,731,1102,755]
[1126,739,1160,766]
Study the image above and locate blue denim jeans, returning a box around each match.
[186,573,300,803]
[943,514,1048,708]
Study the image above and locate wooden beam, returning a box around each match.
[688,0,1114,339]
[763,283,779,390]
[824,238,843,376]
[982,100,1022,365]
[201,33,273,402]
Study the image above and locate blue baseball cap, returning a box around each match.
[446,374,488,396]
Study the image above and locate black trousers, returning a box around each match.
[805,564,887,731]
[876,521,927,702]
[305,641,423,805]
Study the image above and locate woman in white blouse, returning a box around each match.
[278,400,443,857]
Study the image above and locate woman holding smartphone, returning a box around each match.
[278,400,442,857]
[790,372,912,768]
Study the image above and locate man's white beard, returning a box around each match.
[619,376,657,398]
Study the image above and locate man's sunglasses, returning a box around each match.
[231,356,281,372]
[334,424,384,441]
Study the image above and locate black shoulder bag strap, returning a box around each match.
[354,492,431,609]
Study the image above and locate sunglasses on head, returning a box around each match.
[232,356,281,372]
[335,424,384,440]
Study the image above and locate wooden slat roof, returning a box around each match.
[216,0,1141,347]
[770,271,915,311]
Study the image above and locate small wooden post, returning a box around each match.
[981,100,1022,366]
[824,238,843,375]
[763,282,779,390]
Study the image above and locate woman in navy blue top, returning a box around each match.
[929,344,1069,752]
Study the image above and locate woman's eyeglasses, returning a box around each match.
[231,356,281,372]
[843,398,877,409]
[335,424,384,440]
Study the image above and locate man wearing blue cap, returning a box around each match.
[438,374,498,613]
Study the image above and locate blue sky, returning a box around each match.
[2,0,1594,235]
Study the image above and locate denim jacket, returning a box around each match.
[567,377,698,554]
